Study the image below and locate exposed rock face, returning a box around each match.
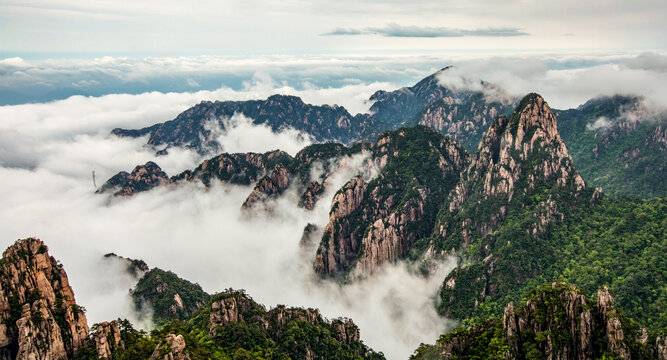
[367,67,512,137]
[314,176,368,277]
[314,126,469,279]
[173,150,292,187]
[131,268,210,323]
[0,238,89,359]
[267,306,321,334]
[411,92,516,151]
[331,318,360,344]
[242,163,292,210]
[503,283,595,360]
[425,283,652,360]
[597,287,631,359]
[298,181,324,210]
[111,95,376,154]
[150,334,191,360]
[208,291,258,335]
[657,335,667,360]
[15,299,68,360]
[97,161,169,196]
[209,289,367,359]
[430,94,597,321]
[437,93,585,244]
[93,320,124,360]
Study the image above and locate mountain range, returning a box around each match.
[112,68,666,199]
[2,67,665,359]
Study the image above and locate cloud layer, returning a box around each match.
[436,52,667,110]
[324,24,529,37]
[0,88,455,359]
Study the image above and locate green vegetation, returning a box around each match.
[318,125,469,277]
[411,283,659,360]
[131,268,211,324]
[556,95,666,198]
[407,91,515,152]
[79,290,383,360]
[435,196,666,332]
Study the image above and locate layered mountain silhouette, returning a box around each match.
[111,68,665,198]
[101,93,666,334]
[0,238,384,360]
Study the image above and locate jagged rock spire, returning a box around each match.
[0,238,89,360]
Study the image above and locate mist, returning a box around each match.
[0,89,455,359]
[435,52,667,110]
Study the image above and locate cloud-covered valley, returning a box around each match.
[1,51,666,359]
[0,85,455,359]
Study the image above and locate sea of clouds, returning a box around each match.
[0,77,454,359]
[1,51,666,359]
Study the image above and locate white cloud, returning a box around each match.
[0,88,455,359]
[436,52,667,110]
[211,114,314,156]
[586,117,613,131]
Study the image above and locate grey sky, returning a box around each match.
[1,0,665,54]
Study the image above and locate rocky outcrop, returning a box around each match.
[411,92,516,151]
[103,253,149,279]
[97,161,169,196]
[174,150,292,187]
[267,306,321,334]
[432,94,597,320]
[150,334,190,360]
[313,176,368,276]
[111,95,376,154]
[205,289,379,358]
[436,93,585,244]
[314,126,469,279]
[657,335,667,360]
[241,163,292,210]
[208,291,260,336]
[331,318,361,344]
[131,269,210,323]
[298,181,324,210]
[418,283,653,360]
[93,320,124,360]
[0,238,89,359]
[597,287,631,359]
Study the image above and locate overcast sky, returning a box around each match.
[1,0,665,55]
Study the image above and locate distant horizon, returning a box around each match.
[2,47,666,61]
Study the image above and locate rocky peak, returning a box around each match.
[0,238,89,359]
[427,282,653,360]
[92,320,124,360]
[241,163,292,210]
[150,334,191,360]
[208,291,259,336]
[331,318,361,344]
[103,253,149,279]
[437,94,585,243]
[314,126,469,279]
[97,161,169,196]
[131,268,210,324]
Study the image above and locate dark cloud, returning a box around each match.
[323,23,529,37]
[324,27,366,36]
